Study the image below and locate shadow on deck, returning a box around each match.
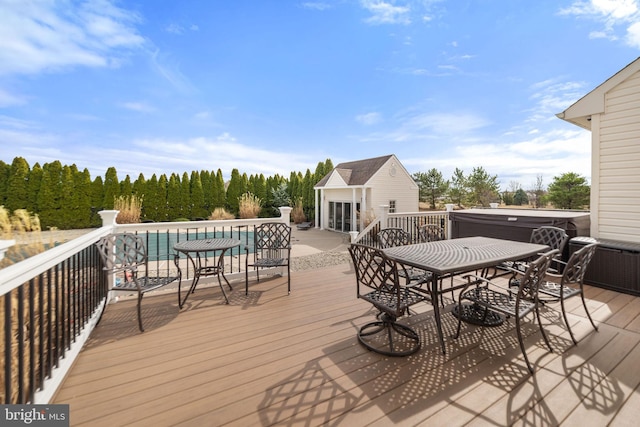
[54,262,640,426]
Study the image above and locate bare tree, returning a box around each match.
[527,174,545,208]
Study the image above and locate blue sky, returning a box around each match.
[1,1,640,190]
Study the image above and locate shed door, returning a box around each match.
[328,202,351,232]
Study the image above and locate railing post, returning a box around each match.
[99,210,119,226]
[378,205,389,229]
[349,231,359,243]
[446,204,454,240]
[279,206,293,224]
[98,210,119,303]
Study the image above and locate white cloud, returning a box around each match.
[0,0,145,76]
[129,133,314,179]
[361,0,411,25]
[0,88,27,107]
[356,112,382,125]
[166,23,184,34]
[301,2,333,11]
[560,0,640,47]
[120,101,155,113]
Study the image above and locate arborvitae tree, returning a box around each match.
[90,176,104,226]
[314,161,327,182]
[200,170,213,212]
[213,169,226,209]
[103,167,119,209]
[120,175,133,198]
[0,160,10,206]
[179,172,191,218]
[74,168,93,228]
[226,168,243,215]
[27,162,43,213]
[190,171,206,219]
[302,169,314,220]
[156,174,169,221]
[5,156,30,212]
[167,173,182,220]
[249,174,267,216]
[141,174,158,220]
[37,161,63,229]
[133,173,146,197]
[59,165,75,229]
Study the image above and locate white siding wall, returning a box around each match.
[367,160,419,213]
[598,71,640,243]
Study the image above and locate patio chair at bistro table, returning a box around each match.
[245,222,292,295]
[538,241,599,346]
[349,243,430,357]
[377,228,431,290]
[96,233,181,332]
[454,249,559,374]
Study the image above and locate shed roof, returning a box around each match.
[315,154,394,187]
[557,56,640,130]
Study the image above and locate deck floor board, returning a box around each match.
[54,262,640,426]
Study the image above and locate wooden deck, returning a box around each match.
[54,262,640,426]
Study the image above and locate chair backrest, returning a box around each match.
[561,242,598,286]
[377,228,410,249]
[96,233,147,273]
[418,224,445,243]
[530,226,569,254]
[254,222,291,249]
[516,249,559,301]
[349,243,404,316]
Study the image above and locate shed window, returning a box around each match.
[389,200,396,213]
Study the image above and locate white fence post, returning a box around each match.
[378,205,389,229]
[446,204,454,240]
[99,210,119,226]
[279,206,293,224]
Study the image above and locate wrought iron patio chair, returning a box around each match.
[245,222,292,295]
[417,224,454,305]
[505,226,569,287]
[538,242,599,345]
[349,243,429,356]
[454,249,558,374]
[377,228,430,289]
[418,224,446,243]
[96,233,181,332]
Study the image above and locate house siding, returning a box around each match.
[598,71,640,243]
[367,159,419,213]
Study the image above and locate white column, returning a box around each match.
[361,186,367,230]
[352,187,357,232]
[314,188,319,229]
[319,189,325,230]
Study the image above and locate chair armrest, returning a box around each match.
[461,273,511,293]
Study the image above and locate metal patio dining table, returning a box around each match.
[173,238,241,307]
[382,236,550,354]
